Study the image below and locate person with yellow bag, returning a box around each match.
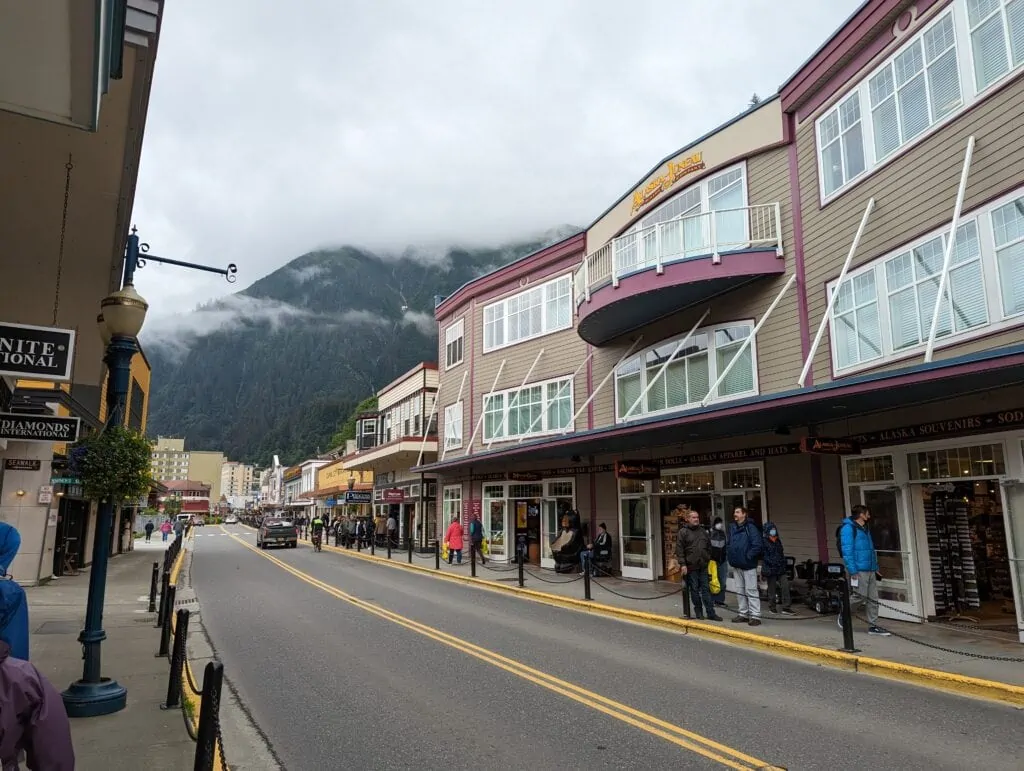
[675,508,722,622]
[708,516,728,608]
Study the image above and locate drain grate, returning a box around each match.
[34,620,80,635]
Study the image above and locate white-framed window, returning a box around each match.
[816,1,1024,202]
[483,375,574,442]
[444,319,464,369]
[481,274,573,352]
[443,401,463,450]
[442,484,462,524]
[613,322,757,422]
[828,184,1024,374]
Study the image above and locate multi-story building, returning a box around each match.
[161,480,211,517]
[419,0,1024,643]
[258,456,284,509]
[188,450,225,503]
[220,461,255,501]
[342,363,439,545]
[311,459,373,523]
[150,437,189,482]
[0,2,164,584]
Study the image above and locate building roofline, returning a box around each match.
[435,232,586,318]
[377,361,438,397]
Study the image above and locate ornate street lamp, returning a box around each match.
[62,228,236,718]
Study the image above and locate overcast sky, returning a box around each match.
[131,0,861,322]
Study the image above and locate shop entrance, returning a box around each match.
[54,498,89,576]
[659,495,713,581]
[920,480,1016,626]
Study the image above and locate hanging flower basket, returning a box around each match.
[69,425,153,503]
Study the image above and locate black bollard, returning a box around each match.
[470,543,477,578]
[370,537,375,556]
[408,535,413,564]
[838,569,860,653]
[157,585,176,657]
[387,538,392,560]
[584,565,592,601]
[681,577,692,618]
[162,609,191,709]
[156,570,171,628]
[194,661,225,771]
[435,541,440,570]
[357,534,362,552]
[148,562,159,613]
[517,547,524,588]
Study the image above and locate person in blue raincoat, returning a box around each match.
[0,523,30,660]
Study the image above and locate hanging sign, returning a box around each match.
[508,471,542,482]
[0,322,75,381]
[343,490,372,504]
[800,437,861,455]
[4,458,41,471]
[0,414,80,443]
[383,488,405,503]
[614,460,661,480]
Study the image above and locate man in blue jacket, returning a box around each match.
[727,506,763,626]
[839,505,891,636]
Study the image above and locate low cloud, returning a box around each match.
[338,308,437,336]
[291,264,329,283]
[402,309,435,335]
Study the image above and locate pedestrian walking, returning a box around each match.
[144,521,154,542]
[159,519,172,542]
[708,517,728,607]
[838,505,891,636]
[444,516,463,564]
[469,515,486,564]
[386,512,398,547]
[762,521,794,615]
[675,507,721,621]
[727,507,763,626]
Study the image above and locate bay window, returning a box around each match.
[483,376,573,442]
[829,186,1024,373]
[817,1,1024,201]
[482,275,573,352]
[614,322,756,422]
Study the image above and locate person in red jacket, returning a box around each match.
[444,517,464,565]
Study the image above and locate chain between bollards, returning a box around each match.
[162,609,190,709]
[148,562,159,613]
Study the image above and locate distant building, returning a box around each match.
[150,437,225,502]
[161,480,212,516]
[221,461,255,500]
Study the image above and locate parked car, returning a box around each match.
[224,515,239,525]
[257,517,298,549]
[191,515,206,526]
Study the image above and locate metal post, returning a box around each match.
[435,540,440,570]
[517,546,525,588]
[583,564,592,601]
[408,534,413,563]
[925,135,976,363]
[156,570,170,628]
[162,609,190,709]
[838,569,859,653]
[486,349,545,448]
[194,661,224,771]
[797,198,875,387]
[563,335,644,433]
[464,359,506,454]
[148,562,159,613]
[681,578,692,618]
[157,585,176,657]
[470,543,477,578]
[623,309,709,420]
[387,536,392,559]
[701,274,796,407]
[370,535,375,556]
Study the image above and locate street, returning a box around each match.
[192,526,1022,770]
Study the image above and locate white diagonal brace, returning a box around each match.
[798,197,875,388]
[464,358,506,455]
[415,382,441,469]
[439,370,468,462]
[486,349,545,448]
[702,273,796,407]
[925,135,975,363]
[563,335,644,434]
[517,349,595,442]
[622,309,710,420]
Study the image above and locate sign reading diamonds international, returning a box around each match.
[0,322,75,381]
[0,414,80,443]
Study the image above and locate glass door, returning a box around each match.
[486,499,508,561]
[620,496,653,580]
[860,486,922,622]
[541,500,558,569]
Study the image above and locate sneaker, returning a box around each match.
[769,605,778,614]
[731,615,748,623]
[707,615,722,622]
[748,618,762,627]
[780,608,796,616]
[868,626,892,636]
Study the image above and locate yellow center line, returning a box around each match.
[221,528,776,770]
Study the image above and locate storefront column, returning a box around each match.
[0,441,57,584]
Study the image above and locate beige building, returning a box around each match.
[189,451,225,504]
[221,461,255,499]
[419,0,1024,643]
[150,437,224,502]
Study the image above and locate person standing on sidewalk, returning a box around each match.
[675,508,721,621]
[762,521,795,615]
[839,505,891,636]
[444,517,464,565]
[469,515,486,565]
[727,507,763,627]
[144,521,154,543]
[0,524,29,661]
[708,517,728,608]
[160,519,172,542]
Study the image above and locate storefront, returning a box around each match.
[475,478,576,566]
[372,474,436,547]
[841,427,1024,642]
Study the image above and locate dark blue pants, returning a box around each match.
[688,568,715,618]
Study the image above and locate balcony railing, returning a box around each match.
[575,203,783,305]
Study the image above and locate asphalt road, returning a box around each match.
[191,526,1022,771]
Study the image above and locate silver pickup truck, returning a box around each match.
[257,517,298,549]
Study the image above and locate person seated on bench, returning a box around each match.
[591,522,613,575]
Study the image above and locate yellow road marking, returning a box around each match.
[222,529,774,770]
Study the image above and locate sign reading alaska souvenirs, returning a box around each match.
[0,414,80,443]
[0,322,75,381]
[631,152,707,213]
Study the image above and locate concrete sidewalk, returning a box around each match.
[298,533,1024,688]
[27,540,195,771]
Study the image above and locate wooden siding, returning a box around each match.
[590,146,800,428]
[379,370,430,409]
[764,454,819,562]
[436,300,473,452]
[799,71,1024,384]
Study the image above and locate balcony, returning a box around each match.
[575,203,785,345]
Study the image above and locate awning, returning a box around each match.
[417,342,1024,474]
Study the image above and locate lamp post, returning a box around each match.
[61,228,236,718]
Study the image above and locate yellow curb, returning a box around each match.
[301,536,1024,708]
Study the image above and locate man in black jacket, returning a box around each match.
[675,508,721,621]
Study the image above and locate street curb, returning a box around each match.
[278,530,1024,708]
